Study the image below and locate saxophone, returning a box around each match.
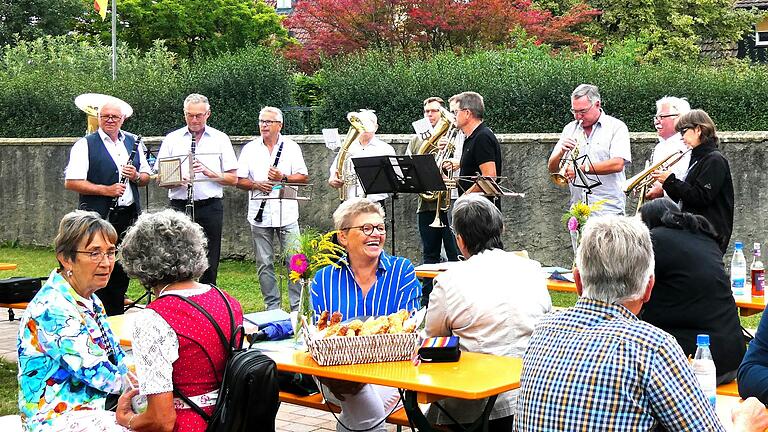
[336,112,368,201]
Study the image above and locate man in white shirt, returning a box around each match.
[547,84,632,215]
[155,93,238,285]
[64,99,151,315]
[236,107,309,311]
[643,96,691,200]
[328,110,396,206]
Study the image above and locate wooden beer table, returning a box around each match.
[267,349,522,431]
[734,295,767,316]
[415,264,578,293]
[0,263,17,271]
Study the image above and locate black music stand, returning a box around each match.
[353,155,446,255]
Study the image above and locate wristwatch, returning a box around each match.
[282,175,288,182]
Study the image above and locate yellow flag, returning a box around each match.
[94,0,108,20]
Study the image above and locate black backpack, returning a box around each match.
[168,287,281,432]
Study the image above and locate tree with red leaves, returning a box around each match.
[284,0,599,70]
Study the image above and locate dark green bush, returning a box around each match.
[2,38,768,137]
[0,38,292,137]
[313,49,768,134]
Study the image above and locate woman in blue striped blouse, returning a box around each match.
[311,198,422,432]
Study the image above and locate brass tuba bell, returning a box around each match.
[75,93,133,135]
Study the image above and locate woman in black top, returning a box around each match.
[651,109,734,254]
[639,198,745,384]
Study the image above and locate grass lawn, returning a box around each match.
[0,245,762,416]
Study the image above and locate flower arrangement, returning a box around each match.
[287,229,346,339]
[561,199,607,257]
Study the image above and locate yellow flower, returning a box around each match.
[289,270,302,283]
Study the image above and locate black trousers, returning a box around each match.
[170,198,223,285]
[97,206,137,316]
[417,210,460,307]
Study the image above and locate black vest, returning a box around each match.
[79,132,141,219]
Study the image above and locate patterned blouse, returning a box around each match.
[17,269,127,431]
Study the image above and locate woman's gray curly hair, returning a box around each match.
[120,210,209,288]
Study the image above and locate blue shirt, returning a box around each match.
[514,297,723,431]
[311,251,422,320]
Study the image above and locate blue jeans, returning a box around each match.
[417,210,460,307]
[250,222,301,311]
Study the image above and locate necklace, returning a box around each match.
[158,283,174,297]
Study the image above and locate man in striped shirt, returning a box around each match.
[514,215,767,431]
[311,198,422,432]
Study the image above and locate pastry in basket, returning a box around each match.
[316,311,330,330]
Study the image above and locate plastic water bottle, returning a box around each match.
[731,241,747,296]
[692,334,717,410]
[121,367,148,413]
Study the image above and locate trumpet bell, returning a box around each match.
[550,172,570,187]
[75,93,133,118]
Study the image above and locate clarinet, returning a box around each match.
[106,135,142,221]
[185,132,197,220]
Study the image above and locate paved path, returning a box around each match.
[0,307,400,431]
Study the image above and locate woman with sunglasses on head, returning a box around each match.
[311,197,422,432]
[17,210,131,431]
[651,109,734,254]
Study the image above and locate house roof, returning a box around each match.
[735,0,768,9]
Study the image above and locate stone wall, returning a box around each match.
[2,132,768,267]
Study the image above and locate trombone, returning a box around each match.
[624,148,691,211]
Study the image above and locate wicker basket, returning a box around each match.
[306,332,420,366]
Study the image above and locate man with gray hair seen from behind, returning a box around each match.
[449,91,503,208]
[514,215,768,431]
[236,107,309,311]
[155,93,238,286]
[643,96,692,201]
[547,84,631,215]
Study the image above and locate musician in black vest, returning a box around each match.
[64,100,151,315]
[156,94,238,286]
[236,107,309,311]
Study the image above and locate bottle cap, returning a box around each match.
[735,241,743,250]
[697,334,710,346]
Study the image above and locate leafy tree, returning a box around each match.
[0,0,88,47]
[284,0,599,71]
[535,0,762,61]
[85,0,291,58]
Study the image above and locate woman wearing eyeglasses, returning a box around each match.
[651,109,734,254]
[17,210,130,431]
[311,198,422,432]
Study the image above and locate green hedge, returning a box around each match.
[313,49,768,134]
[0,37,293,137]
[2,38,768,137]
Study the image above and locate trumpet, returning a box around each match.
[550,120,585,187]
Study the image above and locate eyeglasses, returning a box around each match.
[653,113,679,121]
[570,103,595,116]
[450,108,468,116]
[259,119,281,126]
[184,112,209,120]
[424,109,439,114]
[76,249,118,263]
[99,115,122,122]
[343,223,386,236]
[679,126,693,135]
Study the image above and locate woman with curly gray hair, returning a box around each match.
[117,210,243,432]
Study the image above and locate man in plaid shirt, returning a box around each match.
[514,215,768,431]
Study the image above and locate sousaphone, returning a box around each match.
[74,93,133,135]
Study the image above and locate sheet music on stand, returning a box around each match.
[249,183,313,201]
[468,175,526,199]
[156,153,223,187]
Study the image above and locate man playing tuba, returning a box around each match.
[328,110,395,207]
[406,97,461,303]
